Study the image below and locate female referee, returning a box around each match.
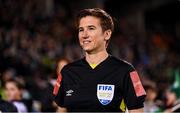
[53,8,146,112]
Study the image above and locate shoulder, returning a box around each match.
[109,55,135,71]
[0,99,18,112]
[13,101,27,112]
[61,58,84,72]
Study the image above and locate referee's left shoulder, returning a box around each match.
[110,56,135,70]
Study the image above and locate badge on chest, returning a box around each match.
[97,84,115,105]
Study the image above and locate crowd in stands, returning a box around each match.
[0,0,180,112]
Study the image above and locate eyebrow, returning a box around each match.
[78,25,96,29]
[88,25,96,28]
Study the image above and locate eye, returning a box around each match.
[89,27,95,30]
[78,28,83,32]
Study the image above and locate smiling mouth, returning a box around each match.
[83,40,91,44]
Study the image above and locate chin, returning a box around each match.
[83,48,93,53]
[82,46,91,51]
[83,49,91,52]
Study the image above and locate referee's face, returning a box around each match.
[78,16,111,54]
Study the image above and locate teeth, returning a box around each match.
[83,41,91,44]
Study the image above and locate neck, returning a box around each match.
[85,50,109,65]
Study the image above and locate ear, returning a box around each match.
[104,30,112,41]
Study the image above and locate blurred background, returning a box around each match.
[0,0,180,112]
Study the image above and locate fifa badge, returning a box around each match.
[97,84,115,105]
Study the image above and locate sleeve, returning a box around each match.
[123,67,146,110]
[53,73,66,107]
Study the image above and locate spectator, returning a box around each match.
[164,89,180,113]
[53,57,70,112]
[4,79,28,113]
[144,83,159,113]
[0,95,18,112]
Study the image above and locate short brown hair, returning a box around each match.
[76,8,114,32]
[5,79,24,90]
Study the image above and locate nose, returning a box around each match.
[81,30,89,39]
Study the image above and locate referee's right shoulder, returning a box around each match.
[60,58,83,73]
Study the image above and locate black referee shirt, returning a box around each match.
[54,55,146,112]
